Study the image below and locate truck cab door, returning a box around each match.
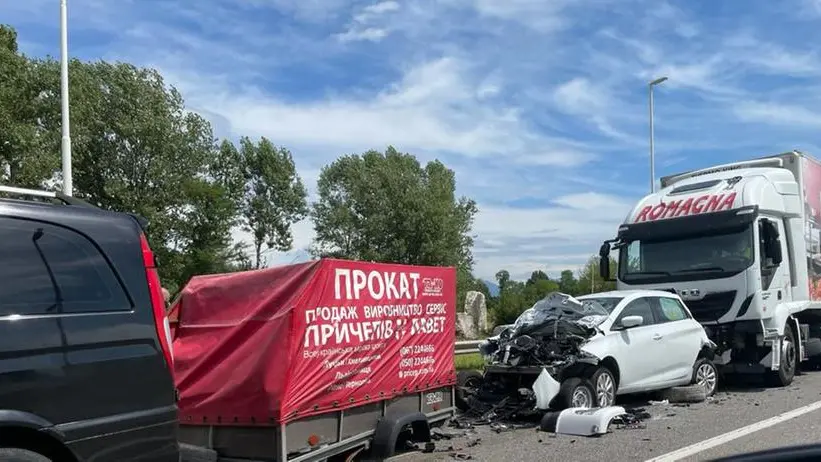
[758,217,789,307]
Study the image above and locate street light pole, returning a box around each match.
[60,0,73,196]
[648,76,667,194]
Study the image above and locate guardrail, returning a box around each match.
[455,339,483,356]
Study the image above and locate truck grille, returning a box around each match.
[680,290,737,323]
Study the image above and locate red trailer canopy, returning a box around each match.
[169,258,457,425]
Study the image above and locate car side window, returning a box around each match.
[656,297,691,323]
[0,217,131,316]
[615,297,657,327]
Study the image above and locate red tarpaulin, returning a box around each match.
[169,258,457,425]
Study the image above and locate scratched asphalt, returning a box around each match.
[389,368,821,462]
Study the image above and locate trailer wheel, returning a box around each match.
[179,443,218,462]
[766,326,796,387]
[455,370,483,411]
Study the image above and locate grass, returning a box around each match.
[455,353,484,371]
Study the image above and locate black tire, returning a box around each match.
[662,384,706,403]
[549,377,596,410]
[179,443,218,462]
[0,448,51,462]
[455,370,483,411]
[589,366,617,407]
[766,326,796,387]
[691,358,719,397]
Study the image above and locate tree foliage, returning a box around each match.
[487,256,618,326]
[0,25,306,292]
[235,137,308,268]
[311,146,478,268]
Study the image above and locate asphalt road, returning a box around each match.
[392,368,821,462]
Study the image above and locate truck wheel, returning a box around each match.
[766,326,796,387]
[691,358,718,397]
[589,367,617,407]
[0,449,51,462]
[455,370,483,411]
[550,377,595,410]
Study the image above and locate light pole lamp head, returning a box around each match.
[650,76,668,86]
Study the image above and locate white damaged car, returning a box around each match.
[465,290,718,410]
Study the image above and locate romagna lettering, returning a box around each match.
[634,192,736,223]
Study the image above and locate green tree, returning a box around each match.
[311,146,477,268]
[14,50,244,288]
[558,269,579,295]
[236,137,308,268]
[0,26,56,186]
[576,255,618,295]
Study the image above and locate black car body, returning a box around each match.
[0,187,179,462]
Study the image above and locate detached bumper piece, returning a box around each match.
[539,407,627,436]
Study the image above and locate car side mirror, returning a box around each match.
[619,315,644,329]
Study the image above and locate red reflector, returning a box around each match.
[140,233,175,380]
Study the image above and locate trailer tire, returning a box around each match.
[0,449,51,462]
[179,443,218,462]
[369,412,430,461]
[662,384,707,404]
[766,325,796,387]
[455,370,483,411]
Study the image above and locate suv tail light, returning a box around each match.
[139,233,175,379]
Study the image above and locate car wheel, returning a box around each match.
[455,370,483,411]
[590,367,617,407]
[691,358,718,397]
[551,377,596,410]
[766,326,796,387]
[0,448,51,462]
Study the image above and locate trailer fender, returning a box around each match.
[369,412,430,460]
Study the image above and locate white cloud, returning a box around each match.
[169,57,591,168]
[335,0,401,43]
[732,101,821,128]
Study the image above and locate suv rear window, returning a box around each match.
[0,217,131,316]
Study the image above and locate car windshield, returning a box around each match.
[619,225,754,283]
[577,297,623,314]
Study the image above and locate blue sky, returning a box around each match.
[4,0,821,281]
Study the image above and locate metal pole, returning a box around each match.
[649,85,655,193]
[648,76,667,194]
[60,0,73,196]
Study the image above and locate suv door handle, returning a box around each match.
[652,334,663,340]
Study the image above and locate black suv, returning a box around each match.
[0,186,179,462]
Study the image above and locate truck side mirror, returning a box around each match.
[599,255,610,280]
[599,243,610,258]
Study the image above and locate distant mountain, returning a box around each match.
[482,279,500,297]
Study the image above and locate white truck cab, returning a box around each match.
[599,151,821,387]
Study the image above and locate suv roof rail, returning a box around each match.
[0,185,98,209]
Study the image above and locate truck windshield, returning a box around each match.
[618,224,754,283]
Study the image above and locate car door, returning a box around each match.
[606,297,665,393]
[651,296,704,386]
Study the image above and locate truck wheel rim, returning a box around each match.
[697,363,717,395]
[596,373,615,407]
[783,340,796,373]
[572,387,593,408]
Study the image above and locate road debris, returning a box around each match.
[539,406,627,436]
